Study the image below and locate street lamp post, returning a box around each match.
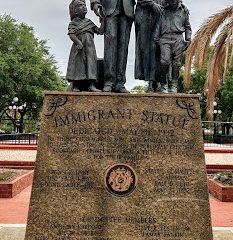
[213,101,222,143]
[8,97,27,133]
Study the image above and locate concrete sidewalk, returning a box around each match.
[205,152,233,165]
[0,225,232,240]
[0,225,26,240]
[0,150,36,162]
[0,149,233,165]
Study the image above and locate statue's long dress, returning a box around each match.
[66,17,97,82]
[135,0,164,82]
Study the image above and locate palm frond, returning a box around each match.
[206,19,233,120]
[223,34,231,82]
[196,7,232,68]
[229,41,233,66]
[184,6,233,88]
[184,43,197,87]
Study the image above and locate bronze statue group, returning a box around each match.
[66,0,192,93]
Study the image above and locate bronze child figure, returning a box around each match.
[66,0,103,92]
[154,0,192,93]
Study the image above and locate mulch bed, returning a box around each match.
[208,171,233,186]
[0,168,28,182]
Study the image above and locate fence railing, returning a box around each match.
[202,121,233,148]
[0,119,39,145]
[0,133,39,145]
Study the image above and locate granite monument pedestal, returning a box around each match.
[25,92,213,240]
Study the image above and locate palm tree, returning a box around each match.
[184,6,233,120]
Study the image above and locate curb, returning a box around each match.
[205,148,233,153]
[207,165,233,170]
[0,224,26,227]
[213,227,233,233]
[0,145,37,150]
[0,161,35,166]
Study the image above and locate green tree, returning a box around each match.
[0,14,66,119]
[217,68,233,122]
[132,84,148,93]
[185,68,208,119]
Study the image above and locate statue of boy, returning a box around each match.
[154,0,192,93]
[66,0,103,92]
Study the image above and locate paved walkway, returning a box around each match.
[0,150,36,162]
[1,186,233,227]
[1,149,233,164]
[0,186,31,224]
[205,152,233,165]
[210,195,233,227]
[0,225,26,240]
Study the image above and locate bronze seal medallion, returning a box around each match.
[105,164,137,197]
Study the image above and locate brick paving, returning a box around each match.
[0,186,31,224]
[210,195,233,227]
[0,186,233,239]
[1,185,233,226]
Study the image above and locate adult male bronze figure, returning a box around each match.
[91,0,134,93]
[154,0,192,93]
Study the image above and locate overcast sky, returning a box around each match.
[0,0,232,89]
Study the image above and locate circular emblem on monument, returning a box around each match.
[105,164,137,197]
